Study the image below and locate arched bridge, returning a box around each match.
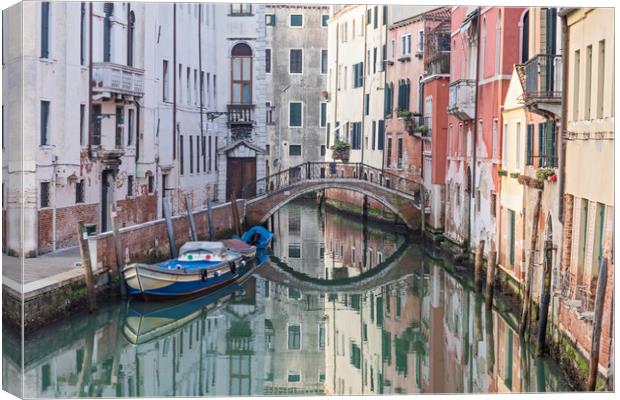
[241,162,423,230]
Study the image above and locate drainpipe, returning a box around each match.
[468,7,482,249]
[88,2,93,157]
[360,5,368,169]
[381,10,388,174]
[172,3,177,212]
[558,12,569,223]
[198,4,204,172]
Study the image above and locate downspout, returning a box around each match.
[333,18,340,144]
[558,12,569,223]
[198,4,204,173]
[360,5,369,168]
[172,4,177,212]
[88,2,93,157]
[381,11,388,173]
[469,7,482,249]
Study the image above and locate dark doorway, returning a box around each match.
[101,170,114,232]
[227,157,256,200]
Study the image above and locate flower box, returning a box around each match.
[510,172,520,179]
[497,169,508,177]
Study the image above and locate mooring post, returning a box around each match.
[536,239,554,356]
[485,249,497,309]
[163,196,178,259]
[230,194,242,237]
[474,240,485,292]
[184,193,198,241]
[588,258,609,391]
[110,203,127,299]
[206,192,215,240]
[77,221,97,312]
[520,190,542,336]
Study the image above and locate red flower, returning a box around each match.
[549,174,558,182]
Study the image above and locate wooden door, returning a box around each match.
[227,157,256,200]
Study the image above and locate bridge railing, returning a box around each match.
[241,162,422,205]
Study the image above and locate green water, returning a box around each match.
[3,199,571,397]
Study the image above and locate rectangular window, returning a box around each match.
[515,122,521,168]
[288,244,301,259]
[319,324,325,350]
[202,136,206,172]
[373,5,378,28]
[320,145,326,157]
[265,14,275,26]
[364,94,370,115]
[127,175,134,197]
[373,47,377,74]
[289,144,302,156]
[189,136,194,173]
[40,101,50,146]
[289,102,302,127]
[417,30,424,52]
[92,104,101,145]
[266,102,273,124]
[585,45,593,120]
[526,124,534,165]
[230,4,252,16]
[193,69,198,105]
[79,104,86,146]
[288,373,301,383]
[196,135,200,173]
[508,209,516,267]
[353,62,363,88]
[397,137,403,168]
[597,40,605,119]
[200,71,205,105]
[180,135,184,175]
[503,123,509,166]
[41,2,50,58]
[115,106,124,147]
[75,180,84,204]
[383,5,387,25]
[492,119,498,159]
[321,49,328,74]
[186,67,191,105]
[490,192,496,217]
[163,60,169,101]
[80,2,86,65]
[289,49,303,74]
[265,48,271,74]
[103,3,112,62]
[148,175,154,193]
[351,122,362,150]
[572,50,580,120]
[322,14,329,27]
[40,182,50,208]
[208,136,212,171]
[288,325,301,349]
[320,102,327,127]
[127,109,134,146]
[377,120,385,150]
[290,14,303,27]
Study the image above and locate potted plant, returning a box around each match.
[510,172,520,179]
[395,108,414,119]
[497,168,508,177]
[535,167,557,182]
[330,139,351,162]
[416,124,428,133]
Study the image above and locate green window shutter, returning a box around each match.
[41,2,50,58]
[538,123,545,167]
[289,103,302,127]
[509,210,515,266]
[526,124,534,165]
[378,120,385,150]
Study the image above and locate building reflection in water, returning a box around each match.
[3,200,569,397]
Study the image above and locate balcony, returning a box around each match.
[448,79,476,120]
[414,116,432,139]
[227,104,254,125]
[92,63,145,98]
[518,54,563,117]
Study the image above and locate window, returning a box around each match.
[288,211,301,233]
[503,123,509,166]
[127,11,135,66]
[202,136,206,172]
[397,79,410,110]
[288,373,301,383]
[193,69,198,105]
[79,104,86,146]
[288,244,301,258]
[148,175,154,194]
[391,39,395,59]
[597,40,605,119]
[289,144,302,156]
[40,101,50,146]
[289,102,302,127]
[319,324,325,350]
[200,71,205,104]
[321,49,328,74]
[180,135,184,174]
[289,49,303,74]
[377,120,385,150]
[585,45,592,119]
[573,50,580,120]
[373,5,378,28]
[115,106,124,147]
[75,180,84,203]
[351,122,362,150]
[364,94,370,115]
[367,9,371,25]
[231,43,253,104]
[266,102,273,124]
[189,136,194,173]
[40,182,50,208]
[290,14,303,27]
[230,4,251,16]
[186,67,191,104]
[208,136,212,171]
[80,3,86,65]
[380,44,386,71]
[397,136,403,168]
[265,14,275,26]
[353,62,363,88]
[92,104,101,145]
[127,175,134,197]
[103,3,113,62]
[508,209,516,267]
[320,102,327,127]
[458,124,465,156]
[492,119,498,159]
[163,60,169,101]
[417,30,424,52]
[288,325,301,349]
[526,124,534,165]
[384,82,393,116]
[265,48,271,74]
[320,145,326,157]
[515,122,521,167]
[373,47,377,73]
[371,121,376,150]
[490,192,497,216]
[383,5,388,25]
[480,18,486,77]
[127,109,134,146]
[41,2,50,58]
[520,10,529,63]
[401,34,411,56]
[322,14,329,27]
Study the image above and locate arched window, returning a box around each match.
[231,43,253,104]
[127,10,135,66]
[520,10,529,63]
[495,10,502,75]
[480,17,486,78]
[103,3,113,62]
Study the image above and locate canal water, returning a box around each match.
[3,198,571,397]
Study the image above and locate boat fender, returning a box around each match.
[175,264,183,270]
[229,261,237,274]
[200,269,208,282]
[240,260,247,268]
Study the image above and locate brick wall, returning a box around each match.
[116,193,158,228]
[561,194,574,271]
[38,209,53,253]
[93,200,244,270]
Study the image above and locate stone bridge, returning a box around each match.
[241,162,423,230]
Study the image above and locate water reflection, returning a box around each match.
[3,200,570,397]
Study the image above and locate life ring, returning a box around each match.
[200,269,208,282]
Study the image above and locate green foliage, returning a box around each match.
[535,167,556,181]
[330,139,351,161]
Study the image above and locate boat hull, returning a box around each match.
[123,256,253,297]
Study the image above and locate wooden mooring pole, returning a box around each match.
[485,249,497,309]
[588,258,609,391]
[536,239,554,356]
[163,196,178,259]
[184,193,198,241]
[474,240,485,292]
[77,221,97,312]
[520,190,542,336]
[230,194,242,237]
[206,193,215,240]
[110,203,127,299]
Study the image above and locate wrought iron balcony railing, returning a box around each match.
[448,79,476,120]
[92,63,145,97]
[520,54,563,101]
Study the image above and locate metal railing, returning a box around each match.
[448,79,476,120]
[417,116,432,138]
[240,162,421,204]
[92,62,145,97]
[522,54,563,100]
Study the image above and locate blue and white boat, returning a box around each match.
[122,227,272,298]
